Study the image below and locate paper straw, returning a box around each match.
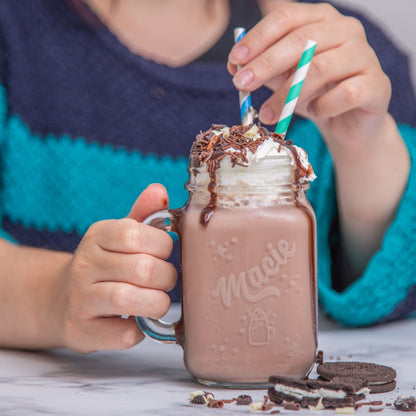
[234,27,252,124]
[275,39,317,135]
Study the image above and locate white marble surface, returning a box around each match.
[1,307,415,416]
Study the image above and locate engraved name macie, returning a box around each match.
[211,240,296,308]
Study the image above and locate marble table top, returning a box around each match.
[1,306,415,416]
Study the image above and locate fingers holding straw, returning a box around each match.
[232,27,316,132]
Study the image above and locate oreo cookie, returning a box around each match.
[268,375,370,409]
[317,362,397,394]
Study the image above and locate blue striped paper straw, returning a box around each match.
[275,40,317,135]
[234,27,252,124]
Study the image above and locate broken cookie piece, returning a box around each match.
[268,375,370,409]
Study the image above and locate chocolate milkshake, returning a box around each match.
[175,123,317,386]
[137,122,317,388]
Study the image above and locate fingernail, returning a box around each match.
[259,105,275,124]
[229,44,248,64]
[233,70,254,89]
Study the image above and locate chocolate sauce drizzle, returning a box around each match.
[190,123,313,226]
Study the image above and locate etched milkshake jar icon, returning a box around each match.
[248,309,276,346]
[135,123,317,388]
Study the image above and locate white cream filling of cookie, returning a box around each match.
[274,384,347,399]
[369,381,390,385]
[273,384,371,400]
[357,387,371,395]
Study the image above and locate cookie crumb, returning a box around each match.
[236,394,253,405]
[394,395,416,411]
[284,402,301,411]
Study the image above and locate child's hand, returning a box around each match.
[56,184,176,353]
[228,2,391,150]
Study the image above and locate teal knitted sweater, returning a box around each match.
[1,0,416,327]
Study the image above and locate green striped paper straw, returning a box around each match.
[275,39,317,135]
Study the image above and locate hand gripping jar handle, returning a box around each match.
[135,210,179,344]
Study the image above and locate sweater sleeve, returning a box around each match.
[317,125,416,326]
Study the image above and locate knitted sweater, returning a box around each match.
[0,0,415,326]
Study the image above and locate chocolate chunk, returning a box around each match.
[190,395,206,405]
[236,394,253,405]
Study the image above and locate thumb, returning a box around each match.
[127,184,169,222]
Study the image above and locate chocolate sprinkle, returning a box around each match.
[190,123,312,226]
[360,401,384,406]
[207,399,224,408]
[221,399,236,404]
[369,408,384,412]
[316,350,324,365]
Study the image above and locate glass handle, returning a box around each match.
[135,210,178,344]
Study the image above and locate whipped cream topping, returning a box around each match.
[189,123,316,225]
[190,124,316,188]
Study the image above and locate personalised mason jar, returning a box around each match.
[136,124,317,388]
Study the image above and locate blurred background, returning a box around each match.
[332,0,416,87]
